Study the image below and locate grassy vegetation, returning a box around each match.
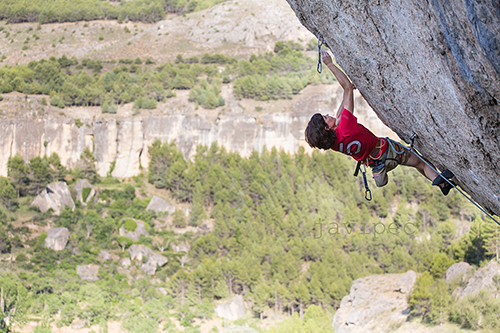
[0,0,227,24]
[0,41,334,111]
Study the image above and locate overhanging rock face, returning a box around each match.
[286,0,500,215]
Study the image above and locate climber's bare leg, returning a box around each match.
[404,151,439,182]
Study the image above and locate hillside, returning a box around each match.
[0,0,311,66]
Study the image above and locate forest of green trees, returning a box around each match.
[0,41,331,111]
[0,0,225,24]
[0,140,499,332]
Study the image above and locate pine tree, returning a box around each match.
[7,154,30,198]
[409,271,433,317]
[484,219,500,262]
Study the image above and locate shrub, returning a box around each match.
[50,95,65,108]
[117,236,133,250]
[82,187,92,202]
[124,219,137,232]
[74,118,84,128]
[172,209,186,228]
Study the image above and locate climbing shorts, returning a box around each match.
[371,139,411,187]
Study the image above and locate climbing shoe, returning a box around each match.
[441,181,456,196]
[432,169,455,186]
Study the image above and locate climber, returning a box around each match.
[305,50,455,195]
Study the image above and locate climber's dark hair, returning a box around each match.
[305,113,336,150]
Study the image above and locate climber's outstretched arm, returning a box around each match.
[321,50,355,123]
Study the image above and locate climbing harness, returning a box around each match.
[354,161,372,201]
[406,133,500,226]
[317,34,324,74]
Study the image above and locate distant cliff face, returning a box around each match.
[0,84,394,178]
[286,0,500,215]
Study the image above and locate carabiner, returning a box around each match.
[365,189,372,201]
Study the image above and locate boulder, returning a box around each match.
[146,195,175,214]
[128,244,168,275]
[332,271,416,333]
[172,241,190,253]
[119,219,149,242]
[44,227,70,251]
[128,244,152,262]
[74,179,95,205]
[77,264,99,281]
[99,250,112,261]
[396,270,417,294]
[214,295,246,321]
[454,260,500,298]
[31,182,75,215]
[120,258,131,268]
[446,262,473,284]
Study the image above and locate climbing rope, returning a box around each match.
[407,132,500,226]
[317,34,324,74]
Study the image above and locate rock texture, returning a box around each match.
[0,84,393,179]
[128,244,168,275]
[44,227,70,251]
[74,179,95,205]
[446,262,473,284]
[172,241,191,253]
[332,271,416,333]
[453,260,500,298]
[146,196,175,214]
[31,182,75,214]
[214,295,246,321]
[285,0,500,215]
[77,264,100,281]
[119,219,149,242]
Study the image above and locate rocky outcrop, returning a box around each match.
[172,241,190,253]
[146,196,175,214]
[128,244,168,275]
[44,227,70,251]
[119,219,149,242]
[332,271,416,333]
[31,182,75,214]
[0,84,393,180]
[142,252,169,276]
[453,260,500,298]
[214,295,246,321]
[77,264,99,281]
[446,262,473,284]
[74,179,95,205]
[285,0,500,215]
[99,250,111,261]
[120,258,131,268]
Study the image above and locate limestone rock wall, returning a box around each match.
[1,84,393,180]
[285,0,500,215]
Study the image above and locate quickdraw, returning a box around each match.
[361,164,372,201]
[354,161,372,201]
[317,34,324,74]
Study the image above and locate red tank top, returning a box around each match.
[330,109,387,161]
